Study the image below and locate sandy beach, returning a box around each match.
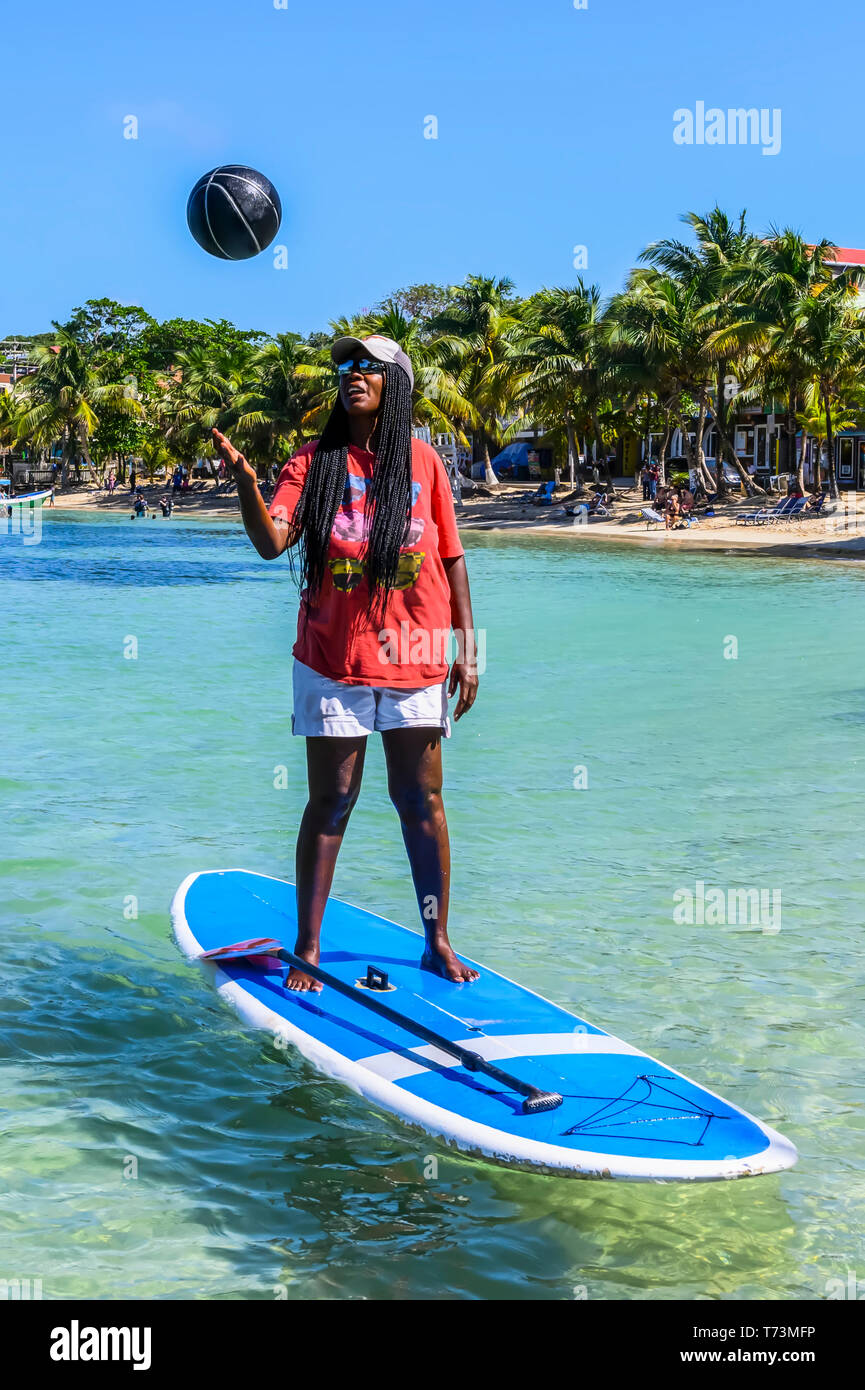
[51,481,865,559]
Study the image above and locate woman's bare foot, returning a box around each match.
[286,943,322,993]
[421,939,479,983]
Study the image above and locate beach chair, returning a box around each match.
[641,508,665,530]
[565,496,610,521]
[736,496,796,526]
[767,496,808,523]
[791,493,826,521]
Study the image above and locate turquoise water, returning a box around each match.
[1,510,863,1300]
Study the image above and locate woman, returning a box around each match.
[213,334,479,992]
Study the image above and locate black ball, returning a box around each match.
[186,165,282,261]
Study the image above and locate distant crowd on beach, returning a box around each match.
[103,457,276,521]
[639,463,696,529]
[639,461,826,530]
[104,463,196,497]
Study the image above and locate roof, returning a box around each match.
[826,247,865,266]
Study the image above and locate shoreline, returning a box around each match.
[48,484,865,561]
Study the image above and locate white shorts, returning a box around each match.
[292,659,451,738]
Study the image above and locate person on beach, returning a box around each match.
[665,489,681,529]
[212,334,480,993]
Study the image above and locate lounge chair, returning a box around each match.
[736,496,797,526]
[791,493,826,521]
[641,508,666,530]
[565,495,610,521]
[767,496,808,523]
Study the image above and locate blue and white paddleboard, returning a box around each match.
[171,870,797,1182]
[2,489,51,507]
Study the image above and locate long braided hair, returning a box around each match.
[292,364,414,623]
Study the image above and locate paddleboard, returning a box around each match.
[2,489,51,509]
[171,869,797,1181]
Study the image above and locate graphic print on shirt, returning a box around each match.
[268,437,464,686]
[329,475,426,588]
[328,558,366,592]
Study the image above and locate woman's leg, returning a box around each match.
[291,735,367,992]
[381,728,479,983]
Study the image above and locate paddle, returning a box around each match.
[198,937,563,1115]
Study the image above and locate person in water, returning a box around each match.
[213,335,480,992]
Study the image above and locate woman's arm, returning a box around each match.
[443,553,478,720]
[212,428,298,559]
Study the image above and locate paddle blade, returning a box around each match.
[199,937,284,970]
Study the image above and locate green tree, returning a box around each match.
[159,341,259,470]
[14,331,143,486]
[231,334,312,471]
[429,275,523,483]
[731,230,838,490]
[58,298,156,353]
[642,208,760,497]
[793,272,865,497]
[507,282,608,488]
[138,317,268,374]
[381,283,452,324]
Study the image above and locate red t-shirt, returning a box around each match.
[269,438,464,687]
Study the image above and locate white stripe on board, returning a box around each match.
[356,1031,641,1083]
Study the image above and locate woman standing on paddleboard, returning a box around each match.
[213,335,479,992]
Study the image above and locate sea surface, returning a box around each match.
[1,508,863,1300]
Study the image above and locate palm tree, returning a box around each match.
[606,268,725,492]
[639,209,766,496]
[367,303,474,442]
[793,271,865,497]
[160,341,258,472]
[231,334,311,473]
[429,275,523,483]
[0,389,20,476]
[606,281,681,486]
[796,395,859,493]
[506,283,612,489]
[731,230,838,488]
[14,332,143,487]
[647,209,763,497]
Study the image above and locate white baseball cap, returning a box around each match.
[331,334,414,391]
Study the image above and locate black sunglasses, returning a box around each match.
[336,357,386,377]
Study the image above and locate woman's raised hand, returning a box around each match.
[212,429,257,485]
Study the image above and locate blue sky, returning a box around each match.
[2,0,861,338]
